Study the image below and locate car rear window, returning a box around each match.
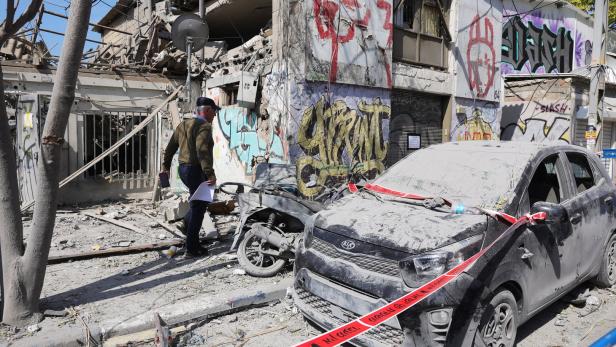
[374,146,535,209]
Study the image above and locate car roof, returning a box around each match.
[426,141,586,157]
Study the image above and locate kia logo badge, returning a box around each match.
[340,240,356,250]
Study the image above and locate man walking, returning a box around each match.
[162,96,220,257]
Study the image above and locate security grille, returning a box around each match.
[83,112,150,180]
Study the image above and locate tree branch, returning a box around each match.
[0,0,43,45]
[10,0,44,39]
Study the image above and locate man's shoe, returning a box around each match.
[183,246,209,258]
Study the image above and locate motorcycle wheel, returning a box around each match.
[237,228,287,277]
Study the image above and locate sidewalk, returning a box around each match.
[1,228,292,347]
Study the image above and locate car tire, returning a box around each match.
[475,289,518,347]
[592,233,616,288]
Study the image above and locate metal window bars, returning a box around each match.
[83,111,151,181]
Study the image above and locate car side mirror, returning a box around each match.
[530,201,568,224]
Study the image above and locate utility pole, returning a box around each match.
[587,0,609,151]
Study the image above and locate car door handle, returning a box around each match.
[570,213,582,224]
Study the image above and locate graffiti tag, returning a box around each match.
[218,108,285,175]
[297,96,390,197]
[456,109,495,141]
[501,116,570,143]
[312,0,392,87]
[502,16,574,73]
[467,15,496,99]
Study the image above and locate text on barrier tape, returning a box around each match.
[293,184,546,347]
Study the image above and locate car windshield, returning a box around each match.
[374,145,535,209]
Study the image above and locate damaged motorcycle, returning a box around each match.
[220,162,366,277]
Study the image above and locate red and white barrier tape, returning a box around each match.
[294,184,546,347]
[364,183,519,225]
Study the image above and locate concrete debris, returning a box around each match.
[233,269,246,276]
[117,241,132,247]
[228,316,238,323]
[26,325,40,333]
[562,288,591,306]
[185,333,207,346]
[120,269,130,276]
[554,317,566,326]
[158,233,167,240]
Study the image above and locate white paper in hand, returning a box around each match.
[190,182,215,202]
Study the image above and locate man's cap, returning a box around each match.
[196,96,221,111]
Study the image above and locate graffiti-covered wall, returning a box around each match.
[456,0,503,102]
[288,82,391,197]
[208,84,289,183]
[501,0,593,75]
[306,0,393,89]
[501,78,573,143]
[452,98,500,141]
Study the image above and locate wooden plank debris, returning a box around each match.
[47,239,183,264]
[141,212,185,239]
[82,212,152,238]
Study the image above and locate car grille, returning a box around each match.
[295,286,405,346]
[310,237,400,277]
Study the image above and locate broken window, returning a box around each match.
[393,0,451,69]
[566,152,596,194]
[83,112,149,179]
[519,155,562,214]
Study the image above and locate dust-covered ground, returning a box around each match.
[176,285,616,347]
[1,199,615,346]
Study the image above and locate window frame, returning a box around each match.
[563,151,600,196]
[518,152,571,216]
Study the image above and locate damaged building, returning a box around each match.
[5,0,616,209]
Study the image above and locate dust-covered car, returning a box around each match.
[292,141,616,347]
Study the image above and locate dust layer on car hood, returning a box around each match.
[315,141,538,253]
[315,195,487,253]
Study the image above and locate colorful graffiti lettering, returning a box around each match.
[311,0,393,88]
[467,15,496,99]
[313,0,371,83]
[296,96,390,197]
[502,16,574,73]
[451,99,499,142]
[456,111,495,141]
[217,107,285,175]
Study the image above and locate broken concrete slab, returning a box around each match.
[15,279,291,347]
[100,278,292,339]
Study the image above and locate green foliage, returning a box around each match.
[568,0,616,25]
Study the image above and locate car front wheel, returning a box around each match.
[476,289,518,347]
[593,233,616,288]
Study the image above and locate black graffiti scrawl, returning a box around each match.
[502,16,574,73]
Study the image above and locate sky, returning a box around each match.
[0,0,117,57]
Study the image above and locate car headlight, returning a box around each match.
[399,234,483,287]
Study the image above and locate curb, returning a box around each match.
[13,278,292,347]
